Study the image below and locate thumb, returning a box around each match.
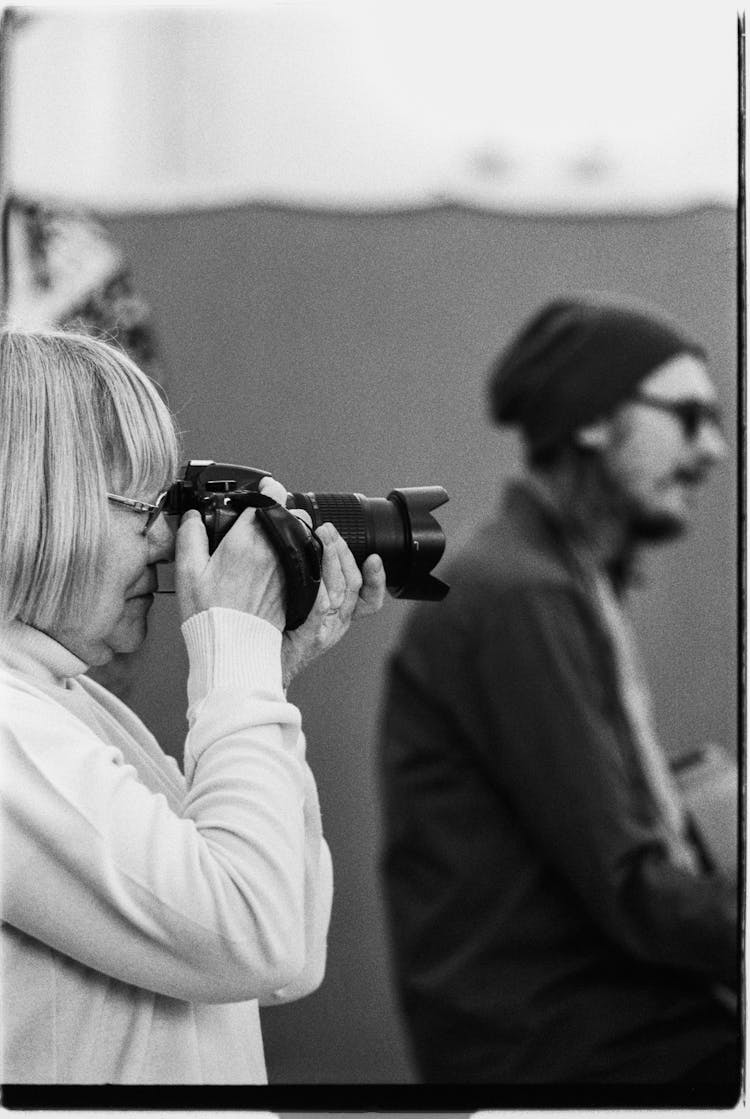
[176,509,209,579]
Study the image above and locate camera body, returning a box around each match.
[164,460,449,629]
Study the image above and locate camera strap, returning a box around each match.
[255,503,323,630]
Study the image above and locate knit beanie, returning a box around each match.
[488,295,705,452]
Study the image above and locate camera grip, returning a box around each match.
[255,504,323,630]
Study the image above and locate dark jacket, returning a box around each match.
[379,480,737,1085]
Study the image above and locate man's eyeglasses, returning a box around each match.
[107,490,169,533]
[632,393,723,441]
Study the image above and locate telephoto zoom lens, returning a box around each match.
[287,488,449,601]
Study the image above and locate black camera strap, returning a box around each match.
[255,503,323,630]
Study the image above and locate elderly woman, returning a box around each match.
[0,328,385,1084]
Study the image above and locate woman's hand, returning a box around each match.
[175,505,286,630]
[281,523,386,688]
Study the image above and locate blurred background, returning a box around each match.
[0,0,740,1084]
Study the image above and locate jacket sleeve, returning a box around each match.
[0,607,332,1004]
[472,582,737,987]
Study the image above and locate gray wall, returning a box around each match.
[103,203,739,1083]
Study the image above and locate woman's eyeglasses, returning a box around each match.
[632,393,723,441]
[106,491,169,533]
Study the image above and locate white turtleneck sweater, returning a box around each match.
[0,608,333,1084]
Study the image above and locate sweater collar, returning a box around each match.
[0,620,89,685]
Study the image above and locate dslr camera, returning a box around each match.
[164,460,449,629]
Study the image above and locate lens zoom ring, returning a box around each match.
[312,494,368,560]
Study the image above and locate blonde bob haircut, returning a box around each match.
[0,328,180,630]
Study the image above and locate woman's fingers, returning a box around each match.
[314,525,385,620]
[175,500,384,639]
[174,510,210,621]
[174,505,285,629]
[354,554,386,616]
[175,509,208,576]
[317,524,357,611]
[279,527,386,687]
[258,476,288,506]
[315,525,342,606]
[289,507,313,529]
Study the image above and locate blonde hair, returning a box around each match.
[0,328,180,629]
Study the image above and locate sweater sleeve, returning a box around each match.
[0,608,332,1004]
[471,583,737,986]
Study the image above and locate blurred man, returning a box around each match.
[379,295,738,1091]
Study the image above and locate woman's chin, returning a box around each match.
[99,612,152,661]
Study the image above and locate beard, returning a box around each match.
[577,450,692,545]
[624,467,703,543]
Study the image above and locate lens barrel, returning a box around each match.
[288,487,449,601]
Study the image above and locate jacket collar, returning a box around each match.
[504,474,641,595]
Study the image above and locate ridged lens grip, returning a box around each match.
[302,493,370,562]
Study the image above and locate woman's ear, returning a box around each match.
[572,419,612,451]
